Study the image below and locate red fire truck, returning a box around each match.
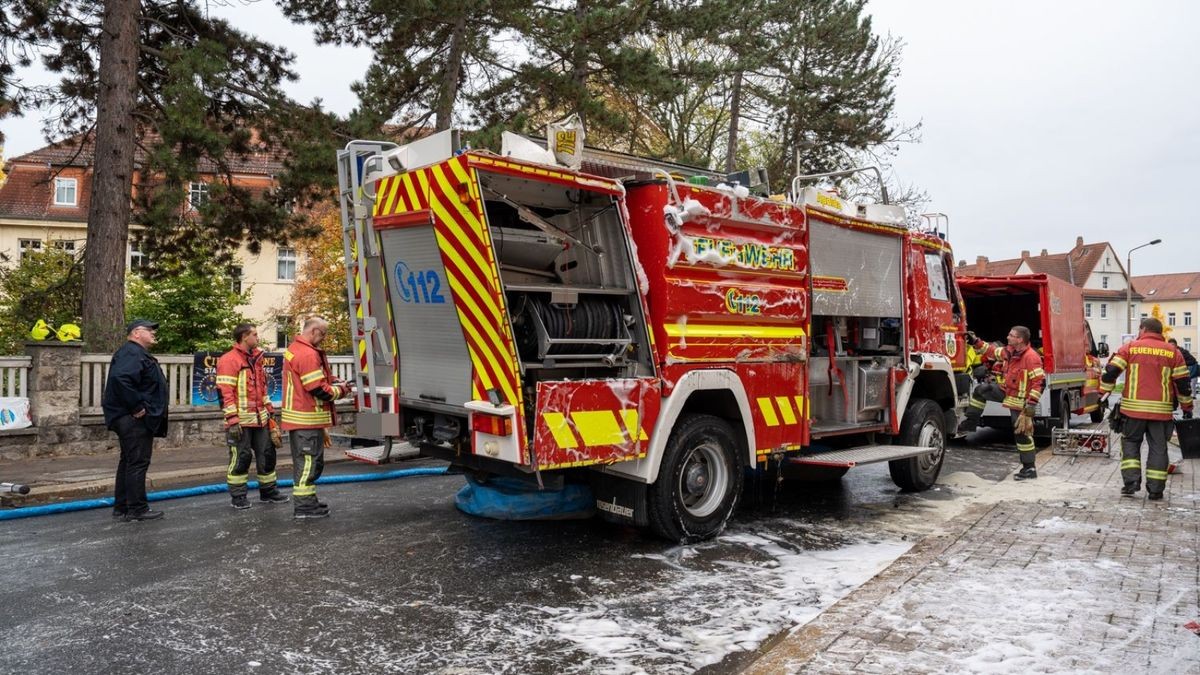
[956,273,1108,440]
[336,131,971,541]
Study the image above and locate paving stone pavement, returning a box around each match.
[749,435,1200,674]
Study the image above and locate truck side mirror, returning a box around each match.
[1097,341,1110,358]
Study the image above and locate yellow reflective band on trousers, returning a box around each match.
[258,472,277,484]
[1016,440,1036,453]
[969,397,987,409]
[294,456,316,496]
[226,444,247,484]
[1145,469,1169,481]
[1120,459,1141,470]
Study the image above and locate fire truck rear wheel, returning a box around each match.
[889,398,946,492]
[648,414,743,543]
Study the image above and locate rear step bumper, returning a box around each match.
[788,444,937,469]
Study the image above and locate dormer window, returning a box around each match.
[54,178,77,206]
[1148,289,1157,295]
[1184,287,1191,294]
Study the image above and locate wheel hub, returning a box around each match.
[684,462,708,494]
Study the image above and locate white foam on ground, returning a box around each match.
[536,529,910,672]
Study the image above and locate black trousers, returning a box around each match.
[226,426,278,499]
[1121,417,1173,494]
[289,429,325,507]
[113,415,154,514]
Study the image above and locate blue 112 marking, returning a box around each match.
[394,261,446,304]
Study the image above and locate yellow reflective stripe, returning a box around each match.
[617,410,649,441]
[775,396,798,425]
[258,472,277,484]
[1110,356,1128,369]
[216,376,238,385]
[281,411,333,422]
[1120,459,1141,470]
[1145,469,1169,480]
[542,412,578,449]
[664,324,806,339]
[294,456,316,496]
[299,369,325,385]
[1116,400,1173,413]
[1003,396,1025,407]
[572,410,626,446]
[226,445,243,483]
[1029,368,1045,378]
[1172,366,1190,378]
[969,398,987,409]
[757,398,780,427]
[223,406,237,415]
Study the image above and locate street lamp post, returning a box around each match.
[1126,239,1163,334]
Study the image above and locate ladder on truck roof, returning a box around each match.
[336,141,398,442]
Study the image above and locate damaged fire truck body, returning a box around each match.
[337,132,970,541]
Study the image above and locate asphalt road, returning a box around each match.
[0,438,1026,675]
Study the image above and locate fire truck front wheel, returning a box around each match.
[889,398,946,492]
[648,414,744,543]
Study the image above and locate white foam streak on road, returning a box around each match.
[534,528,910,673]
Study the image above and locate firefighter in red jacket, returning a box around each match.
[282,316,352,519]
[1100,317,1193,500]
[960,325,1046,480]
[217,323,288,508]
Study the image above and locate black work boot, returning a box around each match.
[1120,483,1139,496]
[231,496,251,510]
[1147,492,1164,501]
[1013,466,1038,481]
[294,495,329,519]
[958,417,979,434]
[260,490,290,504]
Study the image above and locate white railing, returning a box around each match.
[0,356,31,398]
[79,353,357,414]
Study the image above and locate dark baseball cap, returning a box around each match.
[126,318,160,333]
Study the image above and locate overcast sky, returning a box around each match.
[3,0,1197,276]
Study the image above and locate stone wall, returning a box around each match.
[0,342,356,461]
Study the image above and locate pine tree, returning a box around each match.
[1,1,345,351]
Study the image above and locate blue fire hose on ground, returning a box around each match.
[0,467,449,521]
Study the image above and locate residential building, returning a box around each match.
[956,236,1138,349]
[1131,272,1200,354]
[0,136,306,347]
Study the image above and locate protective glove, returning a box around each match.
[1183,409,1194,420]
[269,418,283,448]
[964,330,978,345]
[226,424,243,444]
[972,364,990,381]
[1014,413,1034,437]
[1023,404,1037,417]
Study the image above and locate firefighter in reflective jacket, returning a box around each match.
[1100,317,1193,500]
[961,325,1046,480]
[281,316,352,519]
[217,323,288,508]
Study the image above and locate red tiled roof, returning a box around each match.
[1133,272,1200,301]
[11,131,287,175]
[956,239,1142,299]
[0,165,92,221]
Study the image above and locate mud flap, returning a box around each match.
[589,471,649,527]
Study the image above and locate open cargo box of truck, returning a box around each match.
[956,273,1106,437]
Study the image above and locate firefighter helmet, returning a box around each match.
[29,320,51,341]
[56,323,81,341]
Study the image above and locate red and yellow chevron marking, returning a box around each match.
[756,395,807,427]
[537,408,648,469]
[372,157,526,445]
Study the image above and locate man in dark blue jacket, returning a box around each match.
[103,319,169,521]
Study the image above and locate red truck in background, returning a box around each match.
[956,273,1108,440]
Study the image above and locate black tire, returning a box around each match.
[647,414,743,543]
[889,398,946,491]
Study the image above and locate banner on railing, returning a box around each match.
[0,396,31,430]
[191,352,285,407]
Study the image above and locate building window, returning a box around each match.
[229,266,243,295]
[52,240,76,252]
[1101,334,1109,345]
[277,246,297,281]
[129,240,148,271]
[1186,312,1193,327]
[54,178,78,206]
[276,315,294,348]
[1168,312,1176,326]
[1101,276,1109,289]
[1099,303,1107,318]
[188,182,210,210]
[18,239,42,260]
[1140,313,1148,320]
[1186,338,1193,352]
[1085,303,1092,318]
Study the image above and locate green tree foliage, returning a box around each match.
[126,267,248,353]
[0,245,83,355]
[0,1,348,350]
[285,202,351,354]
